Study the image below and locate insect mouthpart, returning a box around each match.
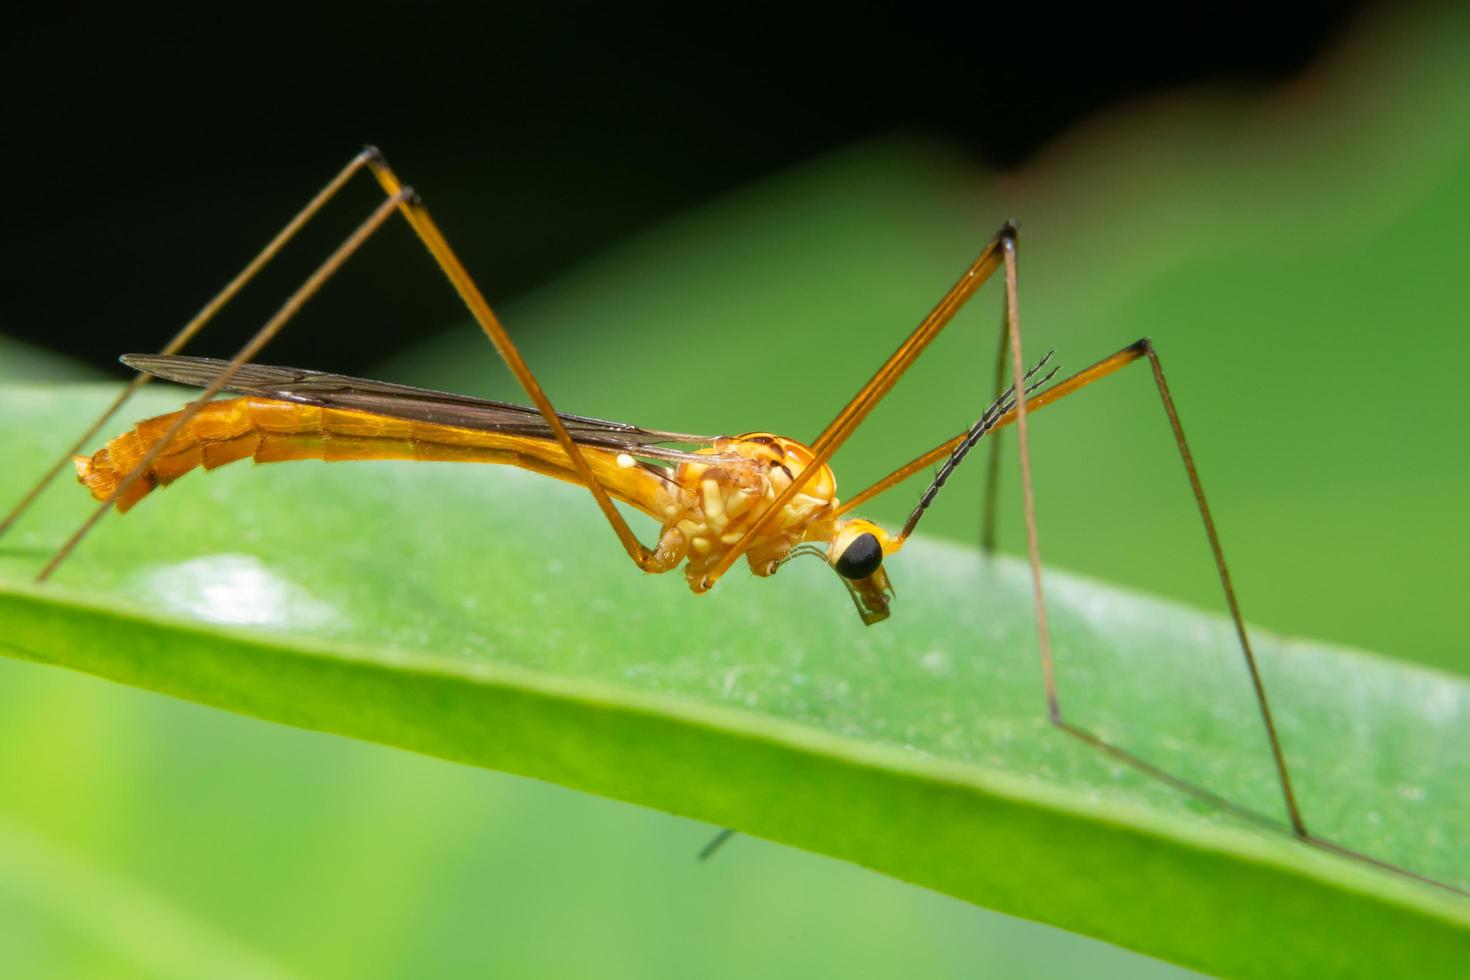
[824,519,897,625]
[840,565,894,625]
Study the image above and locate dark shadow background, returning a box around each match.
[3,2,1364,376]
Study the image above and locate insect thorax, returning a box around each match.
[661,433,837,589]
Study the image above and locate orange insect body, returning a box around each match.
[667,434,835,582]
[75,397,674,516]
[75,401,895,619]
[663,434,895,622]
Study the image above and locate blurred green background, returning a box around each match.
[3,3,1469,977]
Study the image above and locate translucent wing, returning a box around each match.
[123,354,725,464]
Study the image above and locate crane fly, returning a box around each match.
[1,147,1460,898]
[70,350,1059,625]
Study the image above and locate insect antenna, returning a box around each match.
[898,352,1058,542]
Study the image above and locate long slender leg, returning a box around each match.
[357,152,664,572]
[818,264,1011,546]
[998,231,1305,833]
[697,827,737,861]
[998,248,1464,895]
[35,189,412,581]
[979,287,1011,553]
[34,148,673,580]
[0,150,375,540]
[828,267,1461,894]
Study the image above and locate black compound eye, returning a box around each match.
[834,532,883,580]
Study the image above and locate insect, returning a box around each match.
[1,147,1459,897]
[65,348,1051,628]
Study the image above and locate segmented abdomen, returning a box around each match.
[75,396,675,515]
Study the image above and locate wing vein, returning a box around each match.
[122,354,727,464]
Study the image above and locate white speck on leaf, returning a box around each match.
[139,554,338,629]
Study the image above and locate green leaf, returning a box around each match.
[1,384,1467,978]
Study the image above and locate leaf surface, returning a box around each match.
[1,385,1467,979]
